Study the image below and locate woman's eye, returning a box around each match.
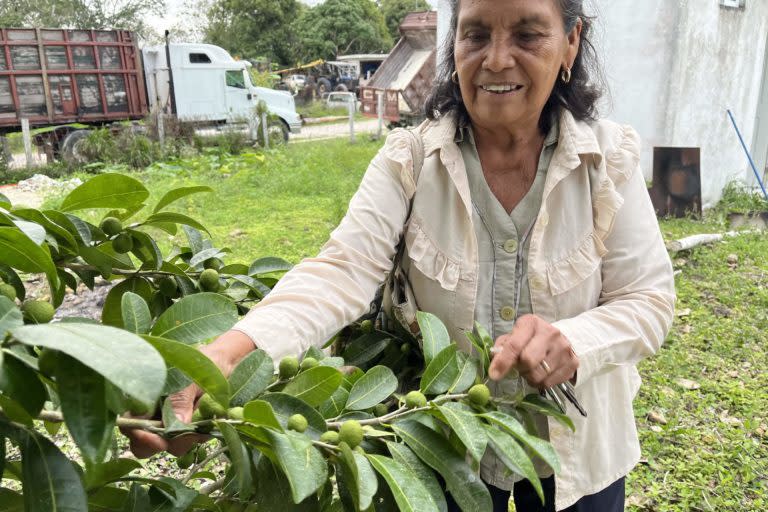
[464,31,487,42]
[518,32,541,42]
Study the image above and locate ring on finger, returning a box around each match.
[540,360,552,374]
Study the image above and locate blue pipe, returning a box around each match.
[727,109,768,202]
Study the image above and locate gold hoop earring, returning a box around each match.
[561,67,572,84]
[451,71,459,84]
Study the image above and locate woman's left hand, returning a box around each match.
[488,314,579,389]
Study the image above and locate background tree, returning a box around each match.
[204,0,302,66]
[379,0,430,41]
[292,0,392,63]
[0,0,164,40]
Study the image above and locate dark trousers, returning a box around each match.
[446,476,625,512]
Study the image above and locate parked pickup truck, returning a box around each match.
[0,28,302,159]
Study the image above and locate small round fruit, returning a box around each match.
[279,356,300,379]
[176,448,196,469]
[157,277,180,298]
[468,384,491,407]
[203,258,222,270]
[320,431,339,444]
[100,216,123,236]
[0,283,16,301]
[338,420,363,448]
[199,269,220,292]
[404,391,427,409]
[21,300,55,324]
[287,414,308,433]
[127,396,154,416]
[373,404,388,417]
[195,444,208,461]
[112,232,134,254]
[228,407,244,420]
[37,348,57,377]
[197,393,226,419]
[300,357,318,371]
[360,319,373,333]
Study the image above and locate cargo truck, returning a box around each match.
[0,27,302,160]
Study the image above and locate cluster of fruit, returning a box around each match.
[0,278,54,324]
[99,216,134,254]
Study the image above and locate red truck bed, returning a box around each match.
[0,28,148,134]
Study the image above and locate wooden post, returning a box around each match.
[377,92,384,139]
[156,112,165,146]
[349,100,356,143]
[260,112,269,149]
[21,119,33,168]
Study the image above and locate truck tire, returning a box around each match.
[267,120,289,144]
[317,78,332,96]
[60,130,91,164]
[334,84,348,92]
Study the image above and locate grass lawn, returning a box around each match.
[48,139,767,510]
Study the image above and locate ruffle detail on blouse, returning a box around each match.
[546,231,608,295]
[380,128,418,198]
[404,218,461,291]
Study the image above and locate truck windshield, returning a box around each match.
[225,70,246,89]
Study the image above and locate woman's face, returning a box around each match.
[454,0,581,132]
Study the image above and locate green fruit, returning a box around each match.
[37,348,57,377]
[287,414,308,432]
[0,283,17,301]
[100,216,123,236]
[404,391,427,409]
[373,404,388,417]
[320,431,339,444]
[21,300,54,324]
[338,420,363,448]
[360,319,373,333]
[158,277,180,298]
[197,393,226,419]
[400,343,411,354]
[191,410,204,422]
[279,356,300,379]
[468,384,491,407]
[199,268,220,292]
[112,232,134,254]
[300,357,318,371]
[196,444,208,461]
[127,396,154,416]
[228,407,244,420]
[204,258,222,270]
[176,448,196,469]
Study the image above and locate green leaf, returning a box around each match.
[435,402,487,462]
[253,455,320,511]
[346,365,398,410]
[480,411,561,473]
[79,244,134,277]
[0,192,9,209]
[417,311,450,365]
[386,442,447,512]
[150,293,238,344]
[367,454,440,512]
[0,352,46,418]
[63,212,93,245]
[228,350,274,406]
[319,387,349,419]
[420,345,459,395]
[519,393,576,431]
[218,422,254,499]
[391,420,491,512]
[448,351,478,393]
[261,392,327,440]
[121,292,152,334]
[142,335,229,408]
[482,424,543,503]
[12,208,76,248]
[121,483,150,511]
[337,442,378,511]
[243,400,282,430]
[143,212,210,236]
[102,278,153,328]
[283,366,343,406]
[60,173,149,211]
[0,226,58,291]
[0,264,26,302]
[188,247,227,268]
[129,230,163,271]
[0,422,88,511]
[56,353,116,464]
[248,256,293,276]
[10,323,166,410]
[0,488,23,511]
[342,332,393,368]
[12,219,46,245]
[153,186,213,213]
[264,429,328,504]
[85,458,142,490]
[0,296,23,334]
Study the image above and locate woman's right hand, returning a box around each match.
[121,330,256,458]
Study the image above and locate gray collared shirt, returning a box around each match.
[458,123,559,486]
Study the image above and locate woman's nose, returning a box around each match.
[483,36,516,72]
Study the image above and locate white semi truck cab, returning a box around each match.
[142,43,302,140]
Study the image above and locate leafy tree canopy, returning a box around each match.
[379,0,431,41]
[291,0,393,63]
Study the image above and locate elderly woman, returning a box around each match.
[127,0,675,510]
